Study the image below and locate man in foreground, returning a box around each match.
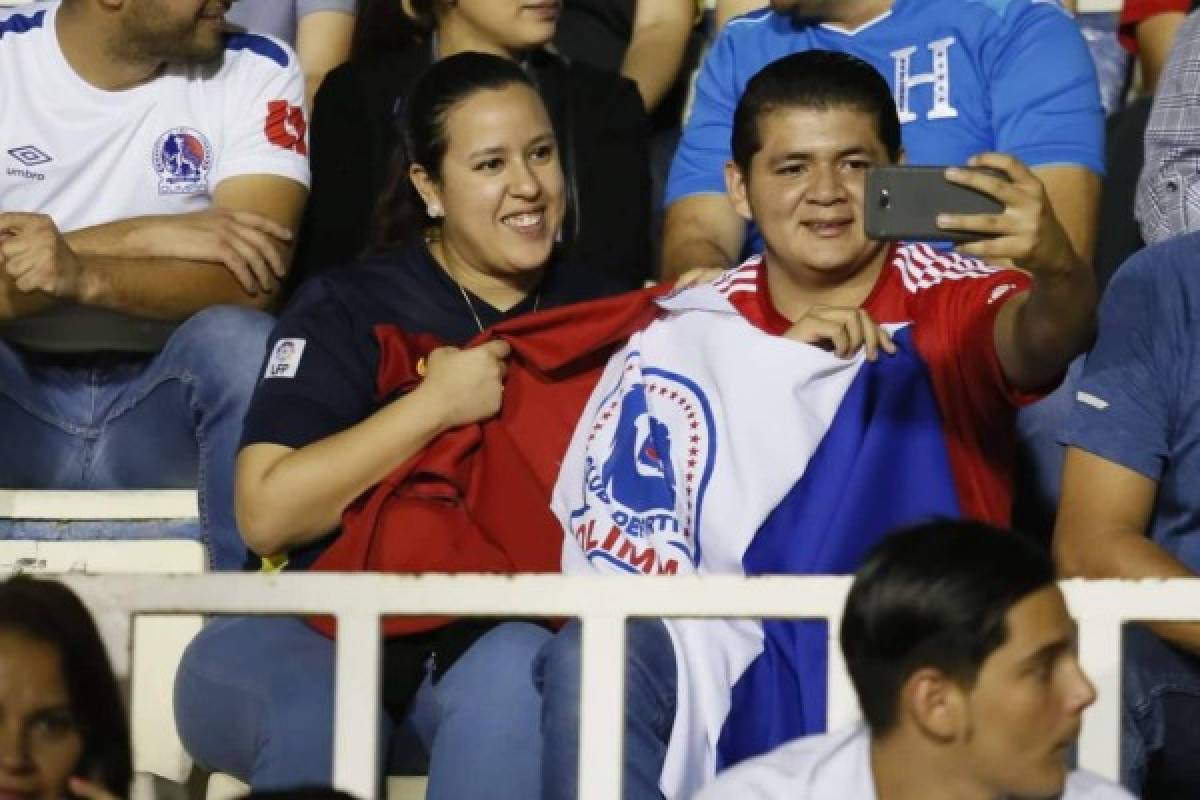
[696,521,1133,800]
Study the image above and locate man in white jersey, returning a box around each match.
[695,521,1134,800]
[0,0,309,569]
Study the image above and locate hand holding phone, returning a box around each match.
[866,154,1079,274]
[864,165,1005,243]
[937,153,1080,273]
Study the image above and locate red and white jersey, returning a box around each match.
[716,243,1039,524]
[0,1,309,233]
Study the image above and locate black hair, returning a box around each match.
[351,0,427,60]
[0,577,132,794]
[370,51,540,249]
[239,788,362,800]
[731,49,903,173]
[839,520,1056,736]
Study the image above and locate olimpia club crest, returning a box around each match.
[153,127,212,195]
[568,350,716,575]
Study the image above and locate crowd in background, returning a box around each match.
[3,0,1200,797]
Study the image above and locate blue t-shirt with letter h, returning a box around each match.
[667,0,1105,255]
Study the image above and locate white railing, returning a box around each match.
[56,573,1200,800]
[0,489,198,520]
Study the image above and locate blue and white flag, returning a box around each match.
[552,281,961,797]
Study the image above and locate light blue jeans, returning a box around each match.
[534,618,677,800]
[174,615,550,797]
[0,306,271,570]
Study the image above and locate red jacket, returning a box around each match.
[310,288,662,636]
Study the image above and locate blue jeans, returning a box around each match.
[534,618,677,800]
[0,306,272,570]
[174,616,550,798]
[1122,624,1200,796]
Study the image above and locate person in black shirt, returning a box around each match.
[174,53,621,795]
[296,0,652,292]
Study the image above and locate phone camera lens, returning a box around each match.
[879,189,890,208]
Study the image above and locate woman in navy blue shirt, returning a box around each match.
[175,53,620,796]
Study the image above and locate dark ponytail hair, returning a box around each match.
[370,52,538,250]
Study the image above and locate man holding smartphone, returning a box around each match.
[536,50,1096,800]
[713,50,1093,528]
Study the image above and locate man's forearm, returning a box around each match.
[65,219,151,258]
[661,236,737,282]
[1034,166,1100,264]
[1009,256,1097,387]
[621,28,690,112]
[77,255,268,319]
[661,197,746,281]
[0,274,55,320]
[1058,525,1200,654]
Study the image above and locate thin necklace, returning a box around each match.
[455,280,540,335]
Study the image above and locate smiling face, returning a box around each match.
[120,0,230,64]
[411,83,565,291]
[0,633,84,800]
[726,106,894,291]
[959,586,1096,797]
[441,0,559,56]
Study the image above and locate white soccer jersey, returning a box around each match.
[693,725,1137,800]
[0,1,310,233]
[0,1,309,351]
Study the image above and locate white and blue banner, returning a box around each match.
[552,282,961,797]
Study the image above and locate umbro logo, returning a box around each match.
[7,145,52,167]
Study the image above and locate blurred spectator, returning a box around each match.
[1119,0,1191,95]
[293,0,652,292]
[717,0,1129,115]
[1136,9,1200,245]
[176,53,624,794]
[0,1,309,570]
[715,0,759,28]
[1056,230,1200,797]
[556,0,695,114]
[0,576,132,800]
[553,0,701,277]
[227,0,357,110]
[695,522,1133,800]
[538,51,1095,800]
[1077,11,1130,116]
[662,0,1103,280]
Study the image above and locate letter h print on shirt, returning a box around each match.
[890,37,958,124]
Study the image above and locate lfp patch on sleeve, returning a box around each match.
[264,338,306,379]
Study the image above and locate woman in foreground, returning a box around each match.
[174,52,621,797]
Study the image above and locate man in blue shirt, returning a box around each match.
[662,0,1105,280]
[1056,231,1200,796]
